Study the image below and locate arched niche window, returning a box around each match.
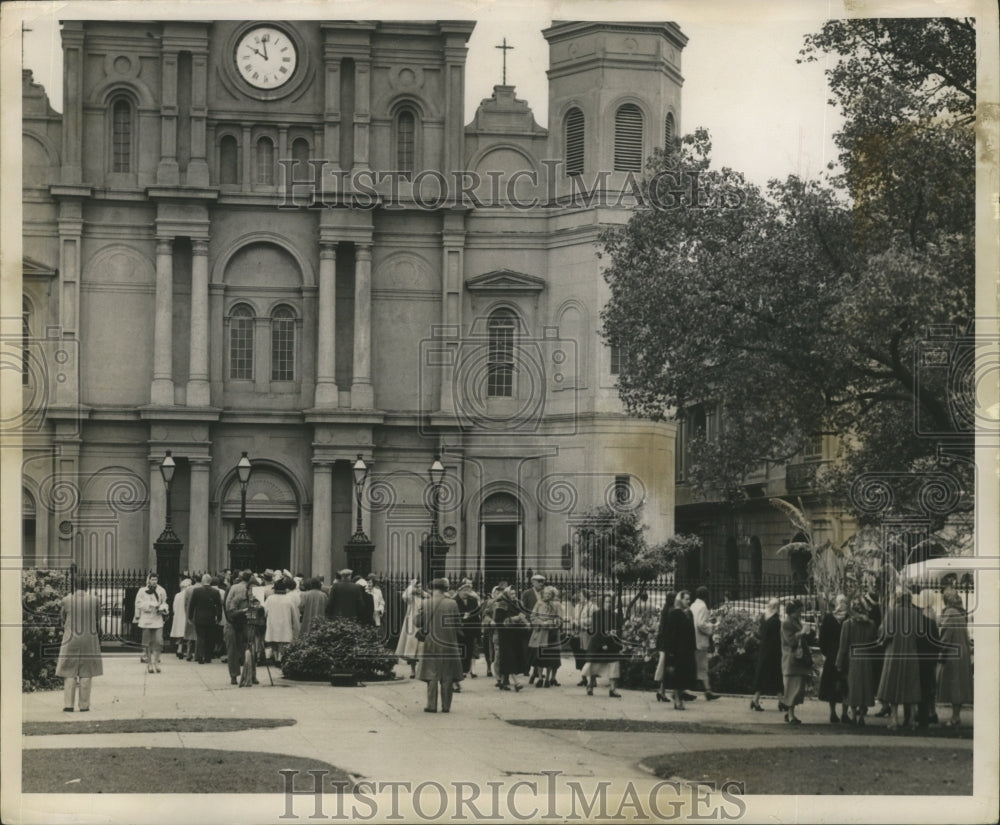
[487,308,517,398]
[270,305,296,381]
[565,107,585,175]
[21,296,31,385]
[613,103,643,172]
[228,303,255,380]
[255,136,274,185]
[664,112,676,148]
[291,137,310,172]
[111,96,134,173]
[219,134,239,185]
[396,109,416,176]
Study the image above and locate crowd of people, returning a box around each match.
[742,587,974,728]
[56,568,973,729]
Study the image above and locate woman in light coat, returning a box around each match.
[395,578,425,679]
[529,586,563,688]
[263,579,300,664]
[780,599,813,724]
[56,577,103,712]
[134,573,168,673]
[170,578,192,659]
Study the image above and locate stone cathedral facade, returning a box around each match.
[21,20,686,586]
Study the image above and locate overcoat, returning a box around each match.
[415,593,464,683]
[56,590,103,678]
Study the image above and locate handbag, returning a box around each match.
[794,638,813,668]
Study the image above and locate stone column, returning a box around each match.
[151,238,175,405]
[187,239,210,406]
[188,459,210,572]
[314,243,339,406]
[351,244,374,408]
[353,58,371,172]
[311,460,334,584]
[60,24,84,184]
[148,457,167,570]
[157,51,179,184]
[187,49,210,186]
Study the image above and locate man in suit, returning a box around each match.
[325,568,373,625]
[690,586,720,700]
[187,574,223,663]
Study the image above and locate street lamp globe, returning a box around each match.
[428,455,445,487]
[237,451,252,486]
[352,454,369,487]
[160,450,176,486]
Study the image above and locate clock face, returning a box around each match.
[235,26,298,90]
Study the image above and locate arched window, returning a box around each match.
[564,107,585,175]
[613,103,643,172]
[292,138,310,170]
[229,304,254,380]
[255,137,274,185]
[487,309,516,398]
[396,110,415,175]
[22,297,31,385]
[220,135,239,185]
[270,305,296,381]
[111,97,133,172]
[664,112,676,148]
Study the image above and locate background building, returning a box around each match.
[21,20,686,588]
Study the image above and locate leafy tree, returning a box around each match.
[574,504,701,585]
[600,18,975,530]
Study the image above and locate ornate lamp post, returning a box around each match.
[153,450,183,643]
[422,455,448,582]
[227,451,256,571]
[344,455,375,577]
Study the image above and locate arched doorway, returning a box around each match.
[221,466,299,572]
[480,492,522,591]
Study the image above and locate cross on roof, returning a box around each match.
[495,37,514,85]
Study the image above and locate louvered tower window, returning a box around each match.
[112,98,132,172]
[664,112,676,147]
[397,110,415,174]
[613,104,643,172]
[565,107,585,175]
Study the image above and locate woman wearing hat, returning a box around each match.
[396,578,425,679]
[780,599,813,723]
[936,589,973,726]
[836,597,877,725]
[263,577,300,666]
[170,578,192,660]
[492,585,529,691]
[529,586,564,688]
[875,590,921,730]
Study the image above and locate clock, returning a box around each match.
[235,26,298,90]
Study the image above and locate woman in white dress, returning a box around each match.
[263,578,300,665]
[395,578,425,678]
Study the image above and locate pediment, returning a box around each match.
[23,256,57,278]
[465,269,545,293]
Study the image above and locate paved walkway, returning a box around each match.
[22,652,974,787]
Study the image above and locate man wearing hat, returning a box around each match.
[416,578,464,713]
[521,574,545,683]
[325,568,373,624]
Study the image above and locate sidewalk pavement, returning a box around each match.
[22,652,974,787]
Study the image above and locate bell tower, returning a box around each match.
[543,21,687,198]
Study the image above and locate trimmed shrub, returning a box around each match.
[707,606,761,694]
[280,617,398,682]
[618,608,661,689]
[22,568,68,692]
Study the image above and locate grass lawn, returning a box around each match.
[24,718,296,736]
[506,718,973,739]
[642,746,973,794]
[23,748,352,793]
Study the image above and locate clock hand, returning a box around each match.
[260,35,269,60]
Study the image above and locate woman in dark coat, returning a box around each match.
[492,586,529,691]
[662,590,698,709]
[750,598,783,711]
[653,591,676,702]
[781,599,813,724]
[876,590,921,730]
[818,594,849,723]
[583,593,623,698]
[836,598,877,725]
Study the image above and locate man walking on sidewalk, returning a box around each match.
[691,586,720,700]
